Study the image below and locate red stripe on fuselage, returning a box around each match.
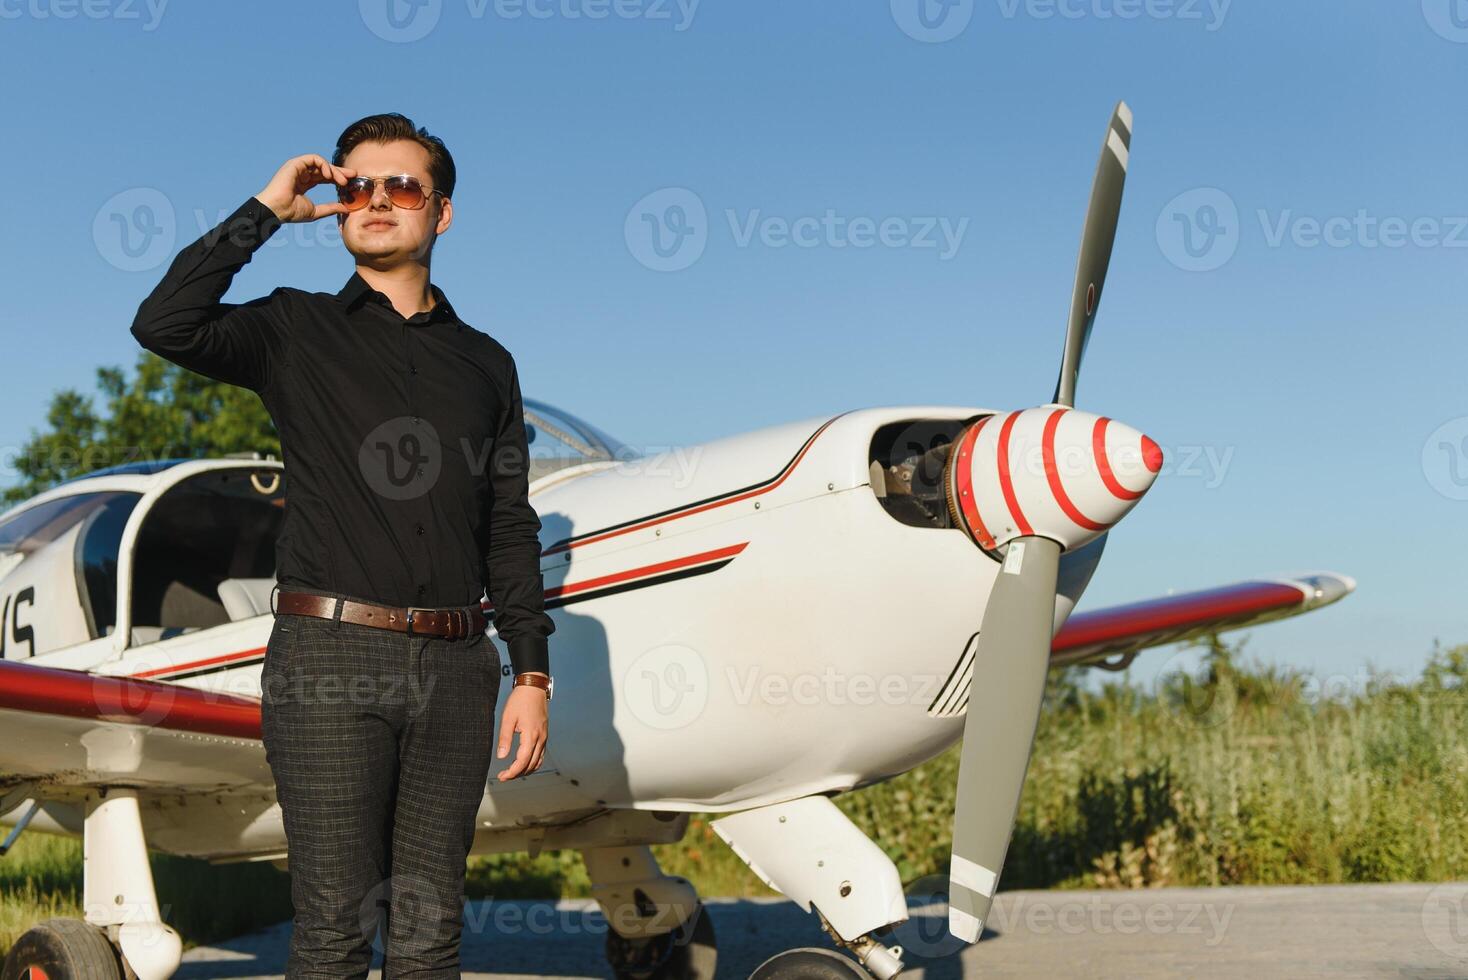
[129,545,750,678]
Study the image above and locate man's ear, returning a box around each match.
[436,197,453,236]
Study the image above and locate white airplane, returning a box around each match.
[0,104,1353,980]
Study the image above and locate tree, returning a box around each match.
[3,352,278,505]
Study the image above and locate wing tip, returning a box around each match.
[1288,571,1356,608]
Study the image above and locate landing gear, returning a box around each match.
[2,789,181,980]
[583,844,717,980]
[750,947,874,980]
[0,918,123,980]
[605,902,717,980]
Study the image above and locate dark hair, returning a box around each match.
[332,112,456,199]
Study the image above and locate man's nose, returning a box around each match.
[370,183,393,209]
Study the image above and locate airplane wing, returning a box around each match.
[0,659,268,807]
[1050,572,1355,669]
[0,571,1355,799]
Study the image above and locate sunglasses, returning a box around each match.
[337,173,446,212]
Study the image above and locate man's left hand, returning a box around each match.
[497,674,549,780]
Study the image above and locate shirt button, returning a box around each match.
[410,366,418,375]
[416,523,425,536]
[417,585,426,596]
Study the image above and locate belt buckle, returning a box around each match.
[407,607,467,640]
[406,606,433,637]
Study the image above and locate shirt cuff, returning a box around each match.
[232,195,283,248]
[506,636,549,677]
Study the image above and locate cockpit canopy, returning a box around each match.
[523,397,631,479]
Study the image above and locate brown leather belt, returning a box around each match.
[274,589,487,642]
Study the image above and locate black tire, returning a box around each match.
[749,947,873,980]
[1,918,123,980]
[606,900,717,980]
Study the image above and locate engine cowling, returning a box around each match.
[944,406,1161,556]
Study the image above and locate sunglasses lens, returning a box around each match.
[385,175,426,208]
[338,178,372,210]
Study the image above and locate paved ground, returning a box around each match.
[174,882,1468,979]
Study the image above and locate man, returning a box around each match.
[131,112,556,977]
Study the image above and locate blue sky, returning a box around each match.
[2,1,1464,683]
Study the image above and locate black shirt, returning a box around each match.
[130,195,554,676]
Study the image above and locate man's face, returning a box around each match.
[338,139,452,266]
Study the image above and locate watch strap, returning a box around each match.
[513,673,552,699]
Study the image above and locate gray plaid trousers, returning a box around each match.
[261,592,503,979]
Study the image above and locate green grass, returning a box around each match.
[5,639,1467,958]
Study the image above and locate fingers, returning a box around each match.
[497,709,515,760]
[527,734,546,774]
[494,702,549,780]
[311,201,350,220]
[291,153,352,189]
[500,727,536,781]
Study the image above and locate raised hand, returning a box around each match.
[255,154,357,223]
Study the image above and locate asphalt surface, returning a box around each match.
[173,882,1468,979]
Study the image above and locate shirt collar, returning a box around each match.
[336,272,460,327]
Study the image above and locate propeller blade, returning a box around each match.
[1052,101,1133,408]
[947,536,1061,942]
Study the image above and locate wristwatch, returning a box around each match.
[513,672,553,701]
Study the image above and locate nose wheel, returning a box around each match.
[750,947,878,979]
[605,900,717,980]
[0,918,124,980]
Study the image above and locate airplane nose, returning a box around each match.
[944,407,1161,556]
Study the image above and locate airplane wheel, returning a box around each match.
[605,900,717,980]
[1,918,124,980]
[750,947,874,980]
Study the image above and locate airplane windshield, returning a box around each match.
[0,491,142,647]
[523,398,633,479]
